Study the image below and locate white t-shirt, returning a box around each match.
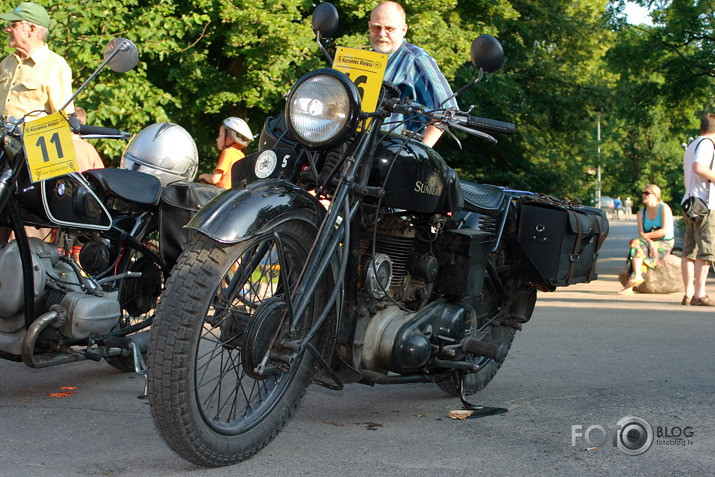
[682,136,715,208]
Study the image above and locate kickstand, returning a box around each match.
[459,373,507,418]
[131,342,148,399]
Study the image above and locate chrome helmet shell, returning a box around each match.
[121,122,198,187]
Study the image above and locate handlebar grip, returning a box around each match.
[78,124,131,139]
[466,116,516,136]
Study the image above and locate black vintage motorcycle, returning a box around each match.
[147,5,608,467]
[0,38,213,382]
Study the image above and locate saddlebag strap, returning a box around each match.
[566,208,583,286]
[587,215,605,282]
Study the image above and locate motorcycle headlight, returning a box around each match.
[285,68,360,149]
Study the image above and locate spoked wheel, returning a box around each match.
[105,226,162,372]
[148,220,327,467]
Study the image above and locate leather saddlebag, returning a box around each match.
[510,195,609,290]
[159,182,223,271]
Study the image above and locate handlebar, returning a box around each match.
[384,98,515,141]
[464,116,515,136]
[78,124,132,140]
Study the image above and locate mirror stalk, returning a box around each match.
[316,32,334,66]
[60,39,137,112]
[439,69,484,108]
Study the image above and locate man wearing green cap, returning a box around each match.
[0,2,74,121]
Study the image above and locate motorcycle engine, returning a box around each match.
[357,214,474,374]
[0,238,121,349]
[0,239,59,333]
[359,215,438,307]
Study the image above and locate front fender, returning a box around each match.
[187,179,327,243]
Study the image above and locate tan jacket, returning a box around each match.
[0,44,74,121]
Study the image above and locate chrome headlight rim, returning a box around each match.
[285,68,361,150]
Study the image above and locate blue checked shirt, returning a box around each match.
[383,40,459,134]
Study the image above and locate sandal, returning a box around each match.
[681,295,692,306]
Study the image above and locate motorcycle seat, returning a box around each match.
[460,180,505,216]
[84,168,162,206]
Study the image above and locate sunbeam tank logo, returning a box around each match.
[415,175,442,197]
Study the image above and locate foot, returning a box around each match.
[690,295,715,306]
[625,276,645,288]
[618,288,635,295]
[681,295,692,305]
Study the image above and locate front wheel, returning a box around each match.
[147,221,326,467]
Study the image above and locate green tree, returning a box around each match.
[603,0,714,208]
[2,0,708,204]
[440,0,615,204]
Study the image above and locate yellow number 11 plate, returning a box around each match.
[23,111,79,182]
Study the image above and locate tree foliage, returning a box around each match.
[0,0,711,205]
[603,0,714,207]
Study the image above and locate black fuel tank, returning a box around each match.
[368,134,463,214]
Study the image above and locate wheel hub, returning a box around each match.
[242,297,290,380]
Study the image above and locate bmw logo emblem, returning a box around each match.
[56,180,66,197]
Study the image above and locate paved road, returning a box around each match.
[0,220,712,476]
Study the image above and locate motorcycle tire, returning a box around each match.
[148,221,328,467]
[105,225,162,372]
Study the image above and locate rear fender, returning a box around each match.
[187,179,327,243]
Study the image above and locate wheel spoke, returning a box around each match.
[192,235,303,430]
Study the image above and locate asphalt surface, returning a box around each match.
[0,220,712,476]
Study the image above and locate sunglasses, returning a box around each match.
[369,24,400,34]
[642,191,653,196]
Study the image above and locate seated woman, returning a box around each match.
[619,184,674,295]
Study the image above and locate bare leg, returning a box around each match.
[693,259,710,299]
[619,258,644,295]
[631,257,644,280]
[682,257,694,299]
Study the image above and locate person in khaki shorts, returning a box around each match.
[681,113,715,306]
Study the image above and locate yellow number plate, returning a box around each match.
[23,111,79,182]
[333,47,387,114]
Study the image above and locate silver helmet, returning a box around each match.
[120,122,198,187]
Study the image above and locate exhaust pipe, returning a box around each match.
[21,306,85,368]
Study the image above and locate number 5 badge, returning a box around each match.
[23,111,79,182]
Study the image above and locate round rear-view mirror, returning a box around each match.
[104,38,139,73]
[471,34,504,73]
[312,3,339,40]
